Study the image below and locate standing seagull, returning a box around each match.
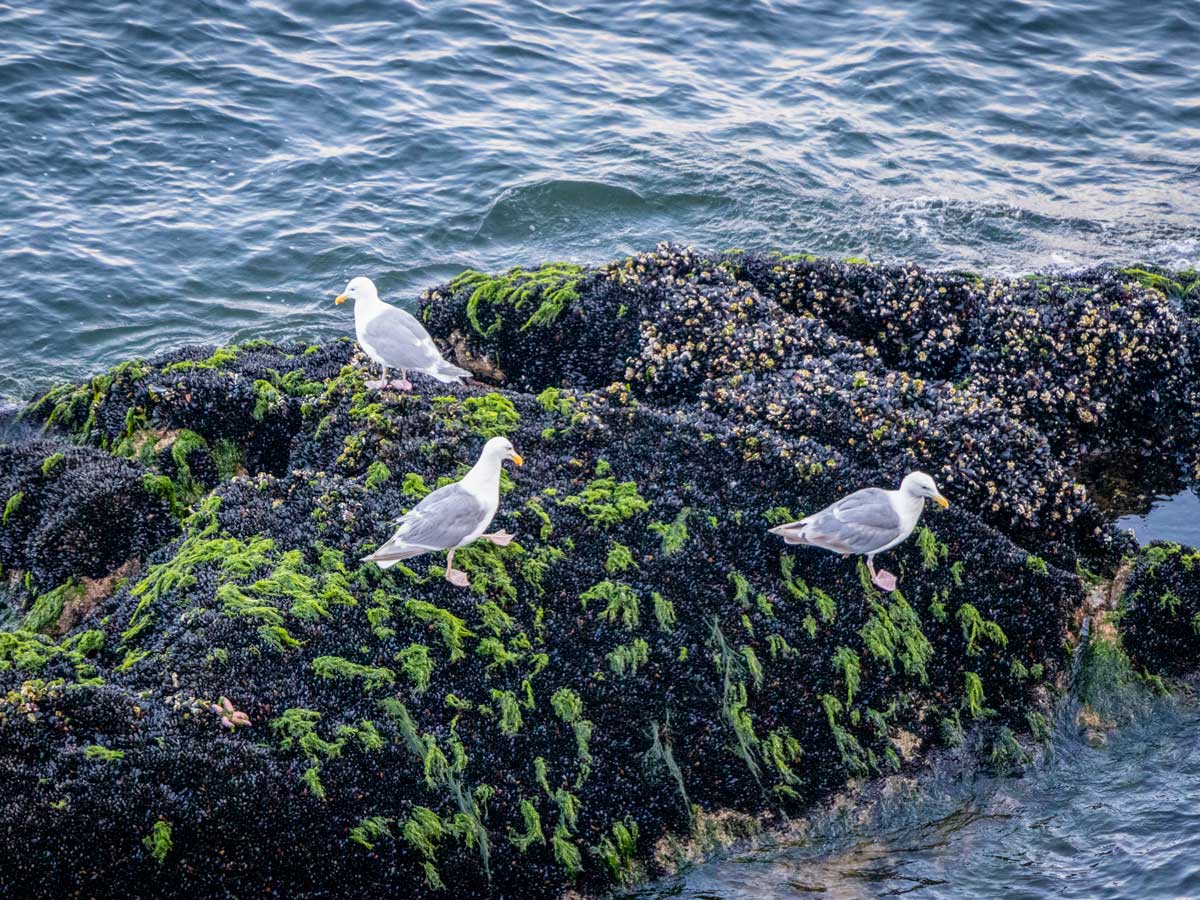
[768,472,949,591]
[336,276,471,390]
[362,436,523,587]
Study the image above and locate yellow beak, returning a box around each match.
[335,294,348,305]
[934,494,949,509]
[510,452,524,466]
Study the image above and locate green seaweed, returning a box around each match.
[648,507,691,556]
[559,476,649,527]
[957,603,1008,656]
[350,815,394,850]
[832,645,862,705]
[404,599,475,661]
[583,580,640,630]
[607,639,650,676]
[22,580,84,634]
[860,594,932,683]
[652,592,676,632]
[83,744,125,763]
[3,491,24,526]
[310,656,396,691]
[396,643,434,692]
[595,817,640,884]
[451,262,584,336]
[604,541,637,574]
[432,392,520,439]
[963,671,986,719]
[143,820,173,865]
[40,452,65,476]
[508,799,546,852]
[364,460,391,491]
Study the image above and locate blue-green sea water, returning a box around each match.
[2,0,1199,397]
[3,3,1200,896]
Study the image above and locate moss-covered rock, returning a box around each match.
[2,248,1198,899]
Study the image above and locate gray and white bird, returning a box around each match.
[362,436,523,587]
[768,471,949,591]
[336,275,471,391]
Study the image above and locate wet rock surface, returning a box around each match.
[1120,543,1200,676]
[1,249,1198,898]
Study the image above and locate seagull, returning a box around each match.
[362,436,523,587]
[768,472,949,591]
[336,276,471,391]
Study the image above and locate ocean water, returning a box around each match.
[2,0,1199,397]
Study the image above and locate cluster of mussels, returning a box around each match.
[0,249,1197,900]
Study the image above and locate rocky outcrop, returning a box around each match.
[1,249,1198,899]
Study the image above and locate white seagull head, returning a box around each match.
[335,276,379,306]
[901,471,949,508]
[481,435,524,468]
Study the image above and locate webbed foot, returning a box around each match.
[872,569,898,592]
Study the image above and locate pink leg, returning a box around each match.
[365,365,388,390]
[390,369,413,391]
[481,530,515,546]
[868,558,897,592]
[444,548,470,588]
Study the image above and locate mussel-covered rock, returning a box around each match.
[2,248,1198,899]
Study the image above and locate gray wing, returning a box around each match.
[389,483,489,551]
[804,488,902,555]
[362,304,446,371]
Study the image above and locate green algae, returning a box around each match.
[607,638,649,676]
[507,799,546,852]
[432,392,520,439]
[604,541,637,574]
[963,671,987,718]
[3,491,24,525]
[310,656,395,692]
[821,693,868,775]
[648,507,691,556]
[832,645,862,705]
[403,600,474,661]
[582,580,640,630]
[1121,266,1200,299]
[451,262,585,336]
[779,554,836,623]
[402,472,432,499]
[860,594,932,684]
[652,592,676,632]
[560,474,649,527]
[83,744,125,764]
[957,603,1008,656]
[916,525,948,570]
[22,579,85,633]
[0,628,103,679]
[396,643,434,692]
[143,820,173,865]
[350,815,394,851]
[22,358,150,442]
[364,460,391,491]
[40,452,65,476]
[595,817,640,884]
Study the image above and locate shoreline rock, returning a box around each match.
[1,249,1197,898]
